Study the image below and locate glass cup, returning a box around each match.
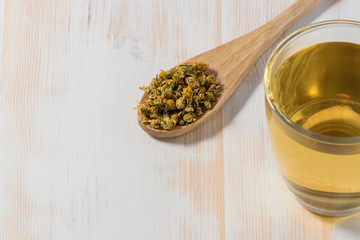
[264,20,360,217]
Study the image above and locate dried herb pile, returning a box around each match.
[138,62,221,130]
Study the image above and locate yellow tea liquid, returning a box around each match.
[266,42,360,213]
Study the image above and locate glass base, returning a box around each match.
[285,178,360,217]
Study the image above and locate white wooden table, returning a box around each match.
[1,0,360,239]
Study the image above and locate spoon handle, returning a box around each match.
[187,0,325,79]
[261,0,324,44]
[194,0,326,113]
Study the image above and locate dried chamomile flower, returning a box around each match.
[137,62,221,130]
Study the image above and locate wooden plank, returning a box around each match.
[122,0,226,239]
[221,0,340,239]
[0,1,70,239]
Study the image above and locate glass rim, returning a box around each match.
[264,19,360,145]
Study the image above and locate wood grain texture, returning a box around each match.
[0,0,360,239]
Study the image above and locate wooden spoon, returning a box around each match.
[138,0,324,138]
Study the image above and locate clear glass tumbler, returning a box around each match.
[264,20,360,217]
